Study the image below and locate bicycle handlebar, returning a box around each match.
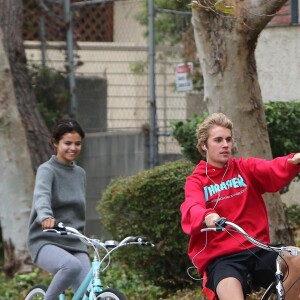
[43,222,155,249]
[43,222,155,274]
[201,217,300,256]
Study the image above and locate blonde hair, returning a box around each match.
[197,113,233,157]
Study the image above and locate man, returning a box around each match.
[180,113,300,300]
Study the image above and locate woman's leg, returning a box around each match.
[36,244,90,300]
[70,251,91,291]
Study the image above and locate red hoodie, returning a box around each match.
[181,154,300,275]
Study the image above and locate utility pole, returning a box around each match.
[38,0,47,67]
[63,0,78,118]
[148,0,159,168]
[63,0,115,119]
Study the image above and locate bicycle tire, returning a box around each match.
[96,288,126,300]
[24,284,47,300]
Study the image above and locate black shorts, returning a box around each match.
[205,246,282,297]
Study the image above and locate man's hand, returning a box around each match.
[204,213,220,228]
[287,153,300,165]
[41,217,56,229]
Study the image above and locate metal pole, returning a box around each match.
[291,0,299,24]
[63,0,78,118]
[148,0,158,168]
[38,0,47,67]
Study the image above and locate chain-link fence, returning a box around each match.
[23,0,300,161]
[23,0,205,161]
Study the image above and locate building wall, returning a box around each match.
[78,131,148,237]
[114,0,145,44]
[256,25,300,102]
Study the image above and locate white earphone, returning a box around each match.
[203,145,207,151]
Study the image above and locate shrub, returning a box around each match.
[170,113,207,164]
[285,204,300,245]
[264,101,300,158]
[29,64,70,130]
[0,268,52,300]
[97,160,197,290]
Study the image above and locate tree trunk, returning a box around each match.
[0,29,34,275]
[192,0,292,243]
[0,0,52,275]
[0,0,52,171]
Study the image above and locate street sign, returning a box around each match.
[176,62,193,92]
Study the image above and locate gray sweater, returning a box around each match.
[27,155,88,262]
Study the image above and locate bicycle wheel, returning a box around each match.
[96,288,126,300]
[24,284,47,300]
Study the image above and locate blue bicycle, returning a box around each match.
[24,223,154,300]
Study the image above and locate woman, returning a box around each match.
[27,119,90,300]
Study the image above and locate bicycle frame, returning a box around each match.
[55,251,103,300]
[260,252,285,300]
[274,254,285,300]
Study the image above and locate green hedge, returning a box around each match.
[264,101,300,158]
[170,113,207,164]
[97,160,197,290]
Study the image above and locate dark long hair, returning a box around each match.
[51,119,85,145]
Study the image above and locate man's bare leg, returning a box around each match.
[216,277,244,300]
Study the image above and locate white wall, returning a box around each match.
[256,25,300,102]
[114,0,146,44]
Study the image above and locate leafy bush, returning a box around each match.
[29,64,70,130]
[0,266,205,300]
[97,160,197,291]
[285,204,300,245]
[100,262,166,300]
[285,204,300,226]
[0,268,51,300]
[264,101,300,158]
[170,113,207,164]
